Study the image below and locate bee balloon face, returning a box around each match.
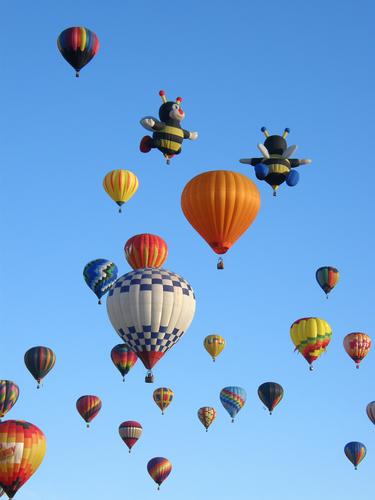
[264,135,287,156]
[159,99,185,122]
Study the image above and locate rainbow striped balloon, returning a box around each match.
[0,381,19,419]
[76,395,102,428]
[147,457,172,490]
[110,344,138,381]
[344,441,366,469]
[220,386,247,422]
[24,347,56,388]
[57,27,100,77]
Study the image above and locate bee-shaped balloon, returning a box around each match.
[139,90,198,164]
[240,127,312,196]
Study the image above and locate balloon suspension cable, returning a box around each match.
[355,466,357,470]
[162,410,164,415]
[206,428,208,432]
[123,377,125,382]
[37,380,40,389]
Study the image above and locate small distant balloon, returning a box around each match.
[119,421,143,453]
[147,457,172,490]
[103,170,139,213]
[257,382,284,415]
[198,407,216,431]
[57,27,99,77]
[344,442,366,470]
[290,317,332,370]
[343,333,371,368]
[76,395,102,427]
[316,266,339,298]
[153,388,174,415]
[110,344,138,381]
[204,335,225,362]
[366,402,375,425]
[220,386,246,422]
[0,380,19,419]
[83,259,118,304]
[24,346,56,388]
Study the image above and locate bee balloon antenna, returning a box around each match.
[261,126,270,137]
[282,128,290,139]
[159,90,167,103]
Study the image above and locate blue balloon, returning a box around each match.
[220,386,247,422]
[344,441,367,469]
[255,163,269,180]
[286,169,299,186]
[83,259,118,304]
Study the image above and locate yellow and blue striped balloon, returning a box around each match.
[220,386,246,422]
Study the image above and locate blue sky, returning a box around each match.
[1,0,375,498]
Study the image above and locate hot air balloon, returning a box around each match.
[83,259,118,304]
[140,90,198,164]
[76,395,102,428]
[366,402,375,425]
[204,335,225,362]
[343,333,371,368]
[57,27,99,77]
[344,442,366,470]
[198,407,216,431]
[0,420,46,499]
[0,381,19,420]
[181,170,260,268]
[107,268,196,383]
[103,170,139,213]
[119,421,142,453]
[220,386,246,422]
[290,317,332,370]
[316,266,339,298]
[147,457,172,490]
[124,233,168,269]
[257,382,284,415]
[240,127,312,196]
[24,347,56,388]
[153,388,174,415]
[110,344,138,381]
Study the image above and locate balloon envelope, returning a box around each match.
[106,268,196,376]
[257,382,284,414]
[290,317,332,369]
[366,402,375,424]
[181,170,260,255]
[316,266,339,296]
[204,334,225,361]
[83,259,118,303]
[220,386,246,421]
[125,234,168,269]
[24,347,56,387]
[344,442,366,469]
[343,333,371,368]
[76,395,102,426]
[0,420,46,498]
[198,407,216,431]
[147,457,172,489]
[57,27,99,76]
[103,170,139,211]
[153,388,174,414]
[119,421,142,452]
[110,344,138,380]
[0,381,19,419]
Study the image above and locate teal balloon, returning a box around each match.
[83,259,118,304]
[220,386,247,422]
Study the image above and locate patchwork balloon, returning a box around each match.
[0,420,46,498]
[57,27,99,77]
[257,382,284,415]
[76,395,102,428]
[204,335,225,362]
[103,170,139,213]
[220,386,247,422]
[316,266,339,298]
[119,421,142,453]
[125,233,168,269]
[83,259,118,304]
[147,457,172,490]
[106,268,196,382]
[153,388,174,415]
[343,333,371,368]
[24,346,56,388]
[344,442,366,470]
[0,381,19,420]
[110,344,138,381]
[197,407,216,431]
[290,317,332,370]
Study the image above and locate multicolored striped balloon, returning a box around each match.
[57,27,99,77]
[83,259,118,304]
[197,407,216,431]
[124,234,168,269]
[103,170,139,213]
[24,346,56,388]
[147,457,172,490]
[257,382,284,415]
[110,344,138,381]
[76,395,102,428]
[0,420,46,498]
[343,332,371,368]
[119,421,142,453]
[316,266,339,298]
[153,388,174,415]
[366,401,375,425]
[204,334,225,362]
[0,381,19,419]
[290,317,332,370]
[220,386,247,422]
[344,441,366,469]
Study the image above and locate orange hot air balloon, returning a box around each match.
[124,234,168,269]
[0,420,46,499]
[181,170,260,267]
[343,333,372,368]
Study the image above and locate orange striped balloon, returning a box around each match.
[343,332,371,368]
[181,170,260,257]
[0,420,46,499]
[103,170,139,213]
[76,395,102,427]
[124,234,168,269]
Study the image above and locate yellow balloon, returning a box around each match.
[103,170,139,212]
[290,317,332,370]
[153,387,174,415]
[204,334,226,362]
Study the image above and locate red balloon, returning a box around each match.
[124,233,168,269]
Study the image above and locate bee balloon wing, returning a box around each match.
[257,143,270,159]
[282,145,298,159]
[140,116,159,131]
